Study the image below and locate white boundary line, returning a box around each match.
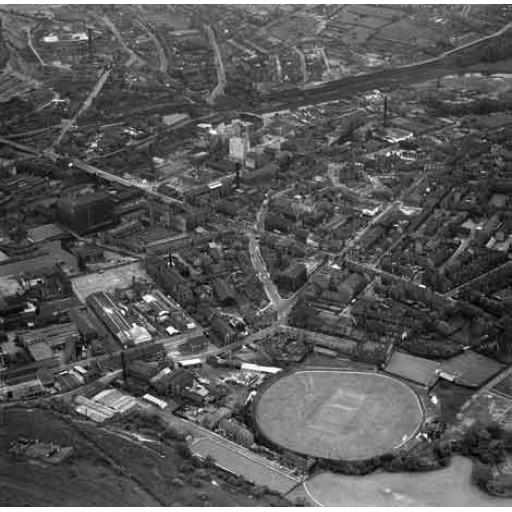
[303,480,325,507]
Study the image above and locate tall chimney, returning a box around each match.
[235,163,241,189]
[383,95,388,127]
[87,27,93,59]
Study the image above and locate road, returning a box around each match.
[293,46,308,84]
[70,159,184,206]
[318,46,331,77]
[51,67,112,150]
[247,197,299,323]
[348,259,456,306]
[50,329,206,372]
[99,14,147,67]
[439,236,472,275]
[172,323,280,363]
[25,26,44,66]
[360,171,427,262]
[444,258,512,299]
[134,9,168,74]
[0,134,185,206]
[205,24,227,104]
[25,26,71,72]
[403,20,512,68]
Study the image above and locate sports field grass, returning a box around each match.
[255,370,424,461]
[303,457,512,506]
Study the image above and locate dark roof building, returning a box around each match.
[210,315,237,346]
[57,191,115,234]
[213,279,236,306]
[277,263,307,292]
[242,162,279,185]
[337,272,365,303]
[127,360,160,383]
[145,256,193,303]
[265,212,293,234]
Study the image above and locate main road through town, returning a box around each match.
[247,195,301,323]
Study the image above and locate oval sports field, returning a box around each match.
[255,369,424,461]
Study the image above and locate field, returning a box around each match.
[301,456,512,506]
[255,369,424,461]
[376,18,441,44]
[346,5,405,20]
[190,437,300,495]
[385,350,440,387]
[0,408,158,506]
[0,407,288,507]
[268,15,320,42]
[440,351,504,388]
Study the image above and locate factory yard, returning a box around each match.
[301,456,512,507]
[71,262,147,302]
[255,369,425,461]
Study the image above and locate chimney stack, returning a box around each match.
[87,27,93,59]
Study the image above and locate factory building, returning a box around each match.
[145,255,194,304]
[57,191,115,234]
[86,291,151,348]
[210,315,237,346]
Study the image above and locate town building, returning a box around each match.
[210,315,237,346]
[57,191,115,234]
[277,263,307,292]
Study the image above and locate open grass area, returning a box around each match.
[191,437,300,495]
[255,369,424,461]
[0,407,289,506]
[303,456,512,506]
[385,350,439,387]
[440,351,504,388]
[0,408,158,506]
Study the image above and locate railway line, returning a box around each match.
[258,21,512,112]
[258,61,452,113]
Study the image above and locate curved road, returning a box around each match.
[134,7,168,74]
[247,197,298,323]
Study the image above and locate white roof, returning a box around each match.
[179,358,202,366]
[240,362,282,374]
[42,35,59,43]
[73,365,88,375]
